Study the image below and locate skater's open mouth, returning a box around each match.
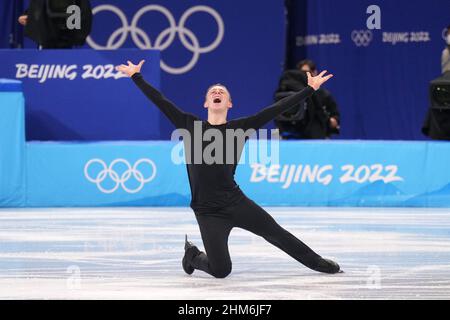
[213,98,222,103]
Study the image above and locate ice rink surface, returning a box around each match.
[0,207,449,300]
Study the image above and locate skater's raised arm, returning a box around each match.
[240,71,334,130]
[116,60,187,128]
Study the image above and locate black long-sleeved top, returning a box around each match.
[132,73,314,212]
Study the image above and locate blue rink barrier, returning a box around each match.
[26,141,190,207]
[0,79,26,206]
[1,79,450,207]
[4,140,450,208]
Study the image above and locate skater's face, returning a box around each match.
[204,85,232,111]
[300,65,318,76]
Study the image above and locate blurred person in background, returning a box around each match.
[18,0,92,49]
[421,24,450,140]
[274,59,341,139]
[442,25,450,74]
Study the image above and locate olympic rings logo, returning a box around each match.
[84,158,157,194]
[86,4,225,74]
[351,30,373,47]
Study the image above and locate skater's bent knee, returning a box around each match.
[212,270,231,278]
[211,265,232,279]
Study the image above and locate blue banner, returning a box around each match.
[0,0,24,48]
[0,49,160,140]
[16,140,450,208]
[237,141,448,207]
[288,0,450,140]
[0,81,26,206]
[76,0,285,139]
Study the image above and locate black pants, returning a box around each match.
[191,196,323,278]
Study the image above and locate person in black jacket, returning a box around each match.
[18,0,92,49]
[116,60,342,278]
[274,59,341,139]
[422,71,450,140]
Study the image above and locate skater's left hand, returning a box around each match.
[307,70,333,91]
[116,60,145,77]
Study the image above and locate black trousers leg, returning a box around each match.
[191,214,233,278]
[233,197,323,270]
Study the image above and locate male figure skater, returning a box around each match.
[116,60,341,278]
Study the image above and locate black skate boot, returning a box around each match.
[182,235,200,275]
[313,257,342,274]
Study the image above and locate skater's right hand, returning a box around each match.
[116,60,145,77]
[307,70,333,91]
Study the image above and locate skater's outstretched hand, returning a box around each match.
[116,60,145,77]
[307,70,333,91]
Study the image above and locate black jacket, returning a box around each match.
[25,0,92,48]
[422,109,450,140]
[274,69,340,139]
